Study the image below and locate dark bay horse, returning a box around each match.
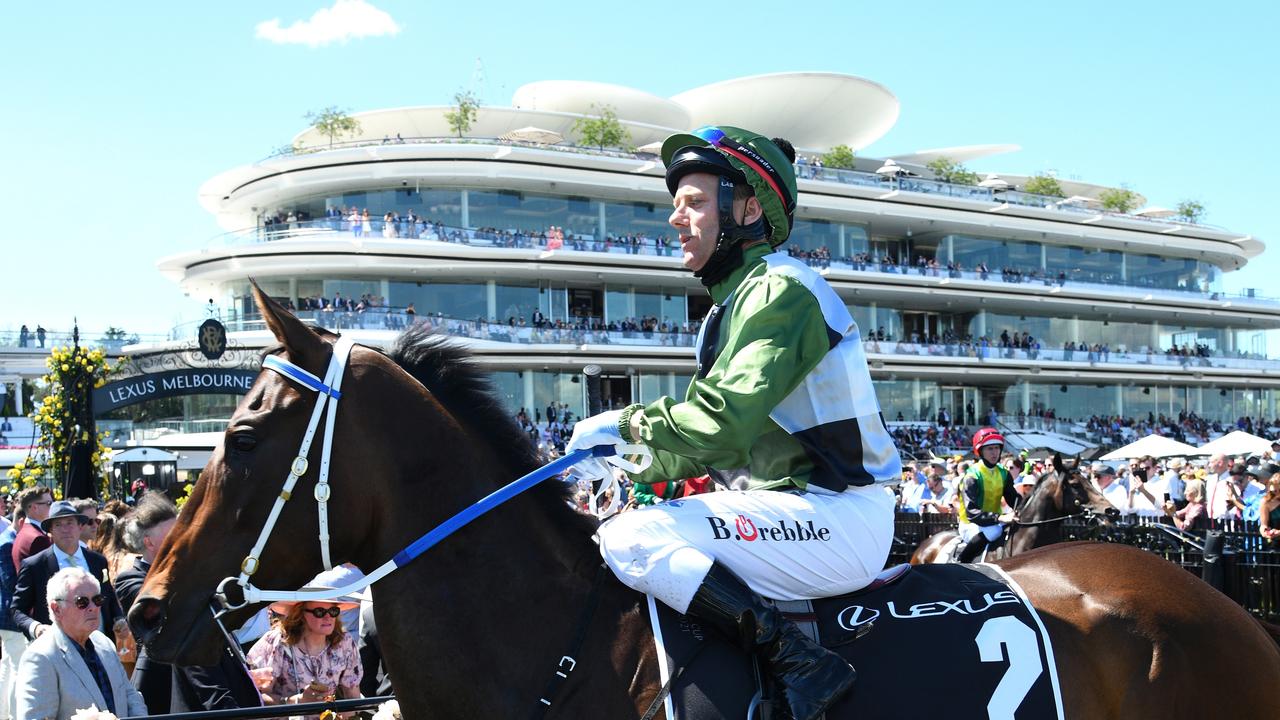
[911,455,1118,564]
[131,291,1280,718]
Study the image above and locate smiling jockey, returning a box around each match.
[567,126,901,720]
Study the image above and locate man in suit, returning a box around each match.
[14,566,147,719]
[10,485,52,573]
[11,501,128,645]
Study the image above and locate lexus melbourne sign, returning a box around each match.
[92,369,257,413]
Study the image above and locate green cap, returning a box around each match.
[661,126,797,245]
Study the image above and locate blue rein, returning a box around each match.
[391,446,615,567]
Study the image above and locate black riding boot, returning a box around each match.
[685,562,856,720]
[957,533,989,563]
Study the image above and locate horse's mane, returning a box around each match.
[385,325,595,534]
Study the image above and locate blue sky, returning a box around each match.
[3,0,1276,337]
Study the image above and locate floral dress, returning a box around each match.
[247,628,363,720]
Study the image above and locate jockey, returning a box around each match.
[567,126,901,720]
[956,428,1021,563]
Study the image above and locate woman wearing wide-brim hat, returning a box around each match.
[246,586,364,718]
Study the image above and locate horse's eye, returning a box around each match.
[229,432,258,453]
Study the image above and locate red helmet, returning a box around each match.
[972,428,1005,454]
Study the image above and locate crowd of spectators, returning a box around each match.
[0,484,392,717]
[891,448,1280,543]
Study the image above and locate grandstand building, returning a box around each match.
[145,72,1274,449]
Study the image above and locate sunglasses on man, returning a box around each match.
[302,606,341,619]
[66,594,105,610]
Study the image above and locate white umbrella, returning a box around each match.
[1194,430,1273,457]
[1135,206,1177,218]
[875,159,905,177]
[1100,434,1198,461]
[499,126,564,145]
[978,174,1010,190]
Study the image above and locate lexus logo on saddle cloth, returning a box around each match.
[706,515,833,542]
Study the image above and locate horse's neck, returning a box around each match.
[370,496,655,717]
[1011,490,1064,552]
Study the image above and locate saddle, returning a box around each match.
[647,563,1063,720]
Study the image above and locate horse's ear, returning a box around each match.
[252,280,326,362]
[1052,452,1066,474]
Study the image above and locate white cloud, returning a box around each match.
[255,0,401,48]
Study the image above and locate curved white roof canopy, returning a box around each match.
[671,72,899,154]
[890,144,1022,166]
[512,80,691,130]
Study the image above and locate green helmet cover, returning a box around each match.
[661,126,798,245]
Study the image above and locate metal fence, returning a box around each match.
[889,513,1280,621]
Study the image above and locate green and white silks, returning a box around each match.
[627,243,902,493]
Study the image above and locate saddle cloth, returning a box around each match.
[647,563,1064,720]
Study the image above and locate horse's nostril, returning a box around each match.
[128,596,167,643]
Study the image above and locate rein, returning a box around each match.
[1010,512,1082,527]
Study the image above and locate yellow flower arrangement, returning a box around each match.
[17,342,117,495]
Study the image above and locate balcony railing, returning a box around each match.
[0,330,166,352]
[265,135,1218,229]
[170,309,702,347]
[177,309,1280,371]
[202,218,1273,306]
[868,341,1279,372]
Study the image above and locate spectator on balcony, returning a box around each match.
[361,209,372,237]
[348,208,361,237]
[36,326,46,348]
[18,326,29,348]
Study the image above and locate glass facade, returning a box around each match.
[189,182,1262,436]
[267,186,1227,296]
[990,382,1280,424]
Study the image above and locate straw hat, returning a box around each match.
[268,586,362,616]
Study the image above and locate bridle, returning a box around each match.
[214,335,366,613]
[211,335,648,617]
[1011,468,1091,527]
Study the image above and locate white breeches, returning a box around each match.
[958,522,1005,543]
[598,484,895,614]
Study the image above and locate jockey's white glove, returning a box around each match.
[566,409,627,455]
[565,410,626,492]
[567,408,653,482]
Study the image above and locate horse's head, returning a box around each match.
[129,285,409,664]
[1044,453,1120,525]
[1017,454,1118,524]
